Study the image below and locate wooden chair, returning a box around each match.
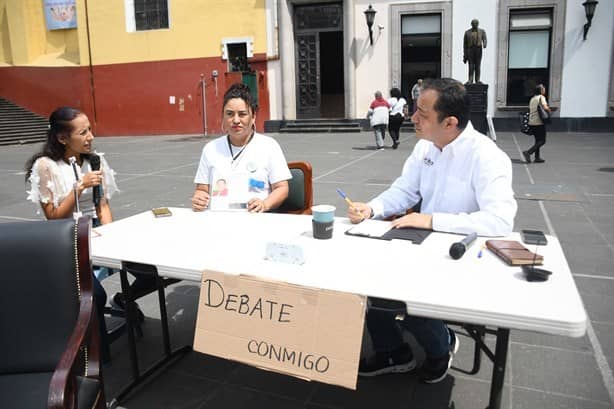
[274,161,313,215]
[0,216,106,409]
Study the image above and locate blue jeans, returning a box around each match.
[366,297,450,359]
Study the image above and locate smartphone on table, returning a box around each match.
[521,229,547,245]
[151,207,172,218]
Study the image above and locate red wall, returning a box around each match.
[0,55,270,136]
[0,66,94,122]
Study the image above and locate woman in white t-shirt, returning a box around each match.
[192,83,291,212]
[387,87,407,150]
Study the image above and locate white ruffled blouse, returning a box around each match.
[27,153,119,218]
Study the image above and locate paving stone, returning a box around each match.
[510,344,610,403]
[511,387,614,409]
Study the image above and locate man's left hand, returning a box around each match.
[390,213,433,230]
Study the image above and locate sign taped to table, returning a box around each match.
[193,270,366,389]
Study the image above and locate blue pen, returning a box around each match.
[337,188,365,220]
[477,243,486,258]
[336,188,355,207]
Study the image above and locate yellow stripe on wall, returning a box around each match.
[88,0,267,65]
[1,0,267,67]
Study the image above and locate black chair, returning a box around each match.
[0,216,106,409]
[273,161,313,215]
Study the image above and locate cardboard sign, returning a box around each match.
[193,270,366,389]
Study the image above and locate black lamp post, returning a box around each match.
[582,0,598,40]
[364,4,377,46]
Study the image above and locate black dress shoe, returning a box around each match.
[522,151,531,163]
[392,142,399,150]
[534,158,545,163]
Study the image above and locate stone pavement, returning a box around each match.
[1,128,613,409]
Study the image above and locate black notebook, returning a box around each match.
[345,220,432,244]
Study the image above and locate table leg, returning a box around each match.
[487,328,510,409]
[108,263,191,408]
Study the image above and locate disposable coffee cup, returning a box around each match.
[313,220,334,240]
[311,205,335,239]
[311,205,336,223]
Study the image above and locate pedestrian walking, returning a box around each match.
[387,87,407,149]
[411,79,423,114]
[367,91,391,150]
[523,84,552,163]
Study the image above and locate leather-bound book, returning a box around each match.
[485,240,544,266]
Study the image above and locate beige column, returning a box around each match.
[343,0,356,118]
[279,0,296,120]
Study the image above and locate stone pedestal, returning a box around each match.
[466,83,488,136]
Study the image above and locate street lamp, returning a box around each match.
[364,4,377,46]
[582,0,598,41]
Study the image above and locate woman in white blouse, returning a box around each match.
[25,107,120,359]
[25,107,118,222]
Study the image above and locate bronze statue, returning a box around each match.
[463,19,487,84]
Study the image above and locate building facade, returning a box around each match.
[1,0,613,136]
[268,0,613,129]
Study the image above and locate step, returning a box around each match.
[0,117,47,123]
[0,136,46,146]
[279,127,362,133]
[284,122,361,129]
[0,98,49,145]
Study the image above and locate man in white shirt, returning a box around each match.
[348,78,517,383]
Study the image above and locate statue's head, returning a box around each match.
[471,19,479,29]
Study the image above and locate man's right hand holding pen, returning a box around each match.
[336,188,373,223]
[347,202,372,224]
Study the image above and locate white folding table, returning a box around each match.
[92,207,587,409]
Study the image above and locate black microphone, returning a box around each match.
[449,232,478,260]
[89,153,102,206]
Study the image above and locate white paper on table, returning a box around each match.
[346,219,391,237]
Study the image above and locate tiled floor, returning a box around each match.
[1,129,613,408]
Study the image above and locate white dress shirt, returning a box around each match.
[369,122,517,237]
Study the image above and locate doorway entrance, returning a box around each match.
[401,14,441,101]
[294,3,344,119]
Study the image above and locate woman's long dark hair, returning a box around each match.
[25,107,83,180]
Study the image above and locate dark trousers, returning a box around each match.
[527,125,547,159]
[93,273,108,357]
[388,114,404,143]
[365,298,450,359]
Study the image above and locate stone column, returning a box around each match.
[279,0,296,120]
[343,0,356,118]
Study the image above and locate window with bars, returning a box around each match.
[134,0,169,31]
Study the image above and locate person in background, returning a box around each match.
[387,87,407,150]
[411,78,423,114]
[348,78,517,383]
[192,83,291,212]
[367,90,390,151]
[523,84,552,163]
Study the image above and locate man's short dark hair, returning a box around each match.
[421,78,471,129]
